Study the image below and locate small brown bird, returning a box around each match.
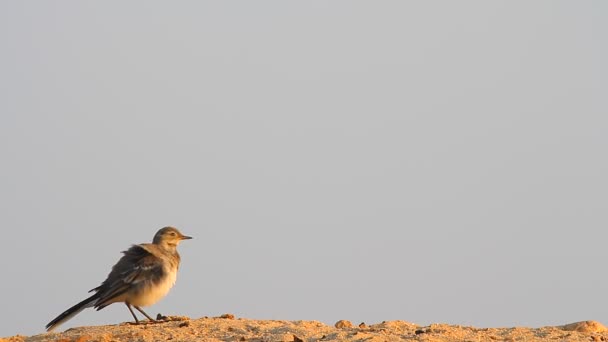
[46,227,192,332]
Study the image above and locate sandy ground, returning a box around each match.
[3,315,607,342]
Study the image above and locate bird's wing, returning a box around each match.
[91,244,165,309]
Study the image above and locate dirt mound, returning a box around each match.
[3,316,607,342]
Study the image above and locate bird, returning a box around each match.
[46,226,192,332]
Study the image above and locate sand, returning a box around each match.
[2,315,607,342]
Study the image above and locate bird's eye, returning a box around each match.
[170,232,176,236]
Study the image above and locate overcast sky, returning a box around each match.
[1,1,607,337]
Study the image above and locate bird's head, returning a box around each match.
[153,226,192,248]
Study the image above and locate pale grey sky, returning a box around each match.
[1,1,607,337]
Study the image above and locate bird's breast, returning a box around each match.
[128,267,178,307]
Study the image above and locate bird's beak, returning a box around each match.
[181,235,193,240]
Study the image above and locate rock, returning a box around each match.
[335,320,353,329]
[561,321,608,333]
[4,317,608,342]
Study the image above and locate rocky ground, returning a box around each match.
[2,315,607,342]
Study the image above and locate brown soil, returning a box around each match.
[2,316,607,342]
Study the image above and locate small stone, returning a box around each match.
[156,313,168,320]
[220,313,235,319]
[178,321,190,328]
[358,322,367,329]
[293,334,304,342]
[335,320,353,329]
[239,337,246,341]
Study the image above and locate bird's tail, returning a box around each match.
[46,293,98,332]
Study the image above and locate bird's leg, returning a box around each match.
[134,306,155,321]
[125,303,140,323]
